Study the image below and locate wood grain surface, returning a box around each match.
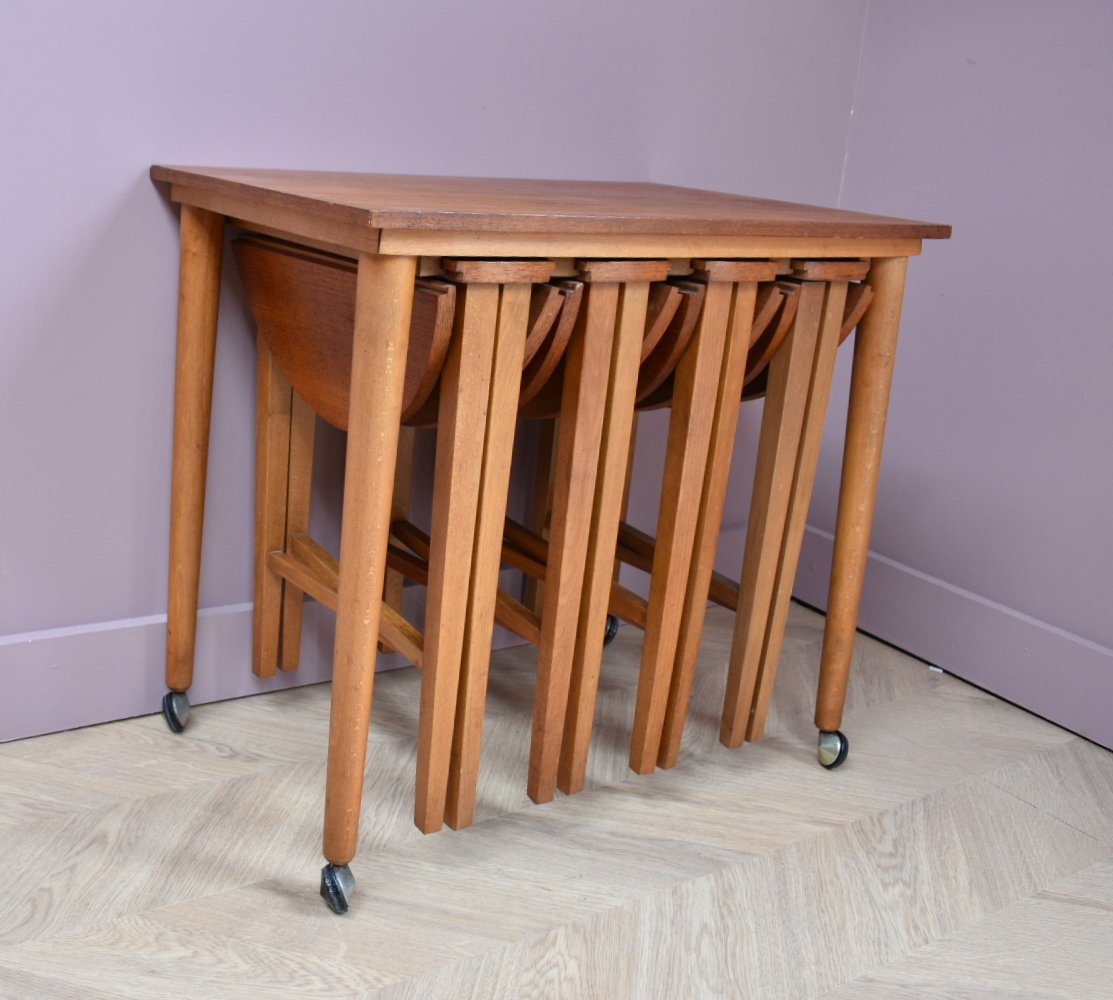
[1,605,1107,999]
[153,166,952,239]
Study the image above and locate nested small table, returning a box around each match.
[151,166,949,911]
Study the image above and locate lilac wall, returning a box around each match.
[0,0,869,739]
[794,1,1113,747]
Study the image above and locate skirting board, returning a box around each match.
[792,524,1113,751]
[0,569,526,743]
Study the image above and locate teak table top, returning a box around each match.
[151,166,950,258]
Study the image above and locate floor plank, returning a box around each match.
[821,857,1113,1000]
[0,603,1109,999]
[981,738,1113,846]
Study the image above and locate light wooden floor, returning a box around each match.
[1,603,1111,999]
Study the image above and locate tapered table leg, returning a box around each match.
[165,206,225,720]
[746,278,848,741]
[720,283,824,748]
[414,281,499,834]
[446,282,532,829]
[279,393,316,672]
[383,425,416,623]
[558,278,650,794]
[815,256,909,736]
[629,277,731,774]
[322,253,416,896]
[657,265,770,769]
[528,280,618,803]
[252,337,293,678]
[522,418,557,614]
[528,259,668,802]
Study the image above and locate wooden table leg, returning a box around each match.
[164,205,224,729]
[252,337,293,678]
[746,279,849,742]
[528,281,618,804]
[522,417,556,614]
[629,278,732,774]
[657,277,761,769]
[279,392,316,672]
[720,282,824,748]
[321,252,416,912]
[383,425,416,621]
[413,281,502,834]
[815,257,909,742]
[445,283,531,829]
[558,279,649,794]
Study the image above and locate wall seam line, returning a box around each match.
[837,0,871,208]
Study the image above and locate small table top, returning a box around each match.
[151,166,950,242]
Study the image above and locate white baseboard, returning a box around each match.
[0,569,526,742]
[21,527,1105,751]
[793,525,1113,750]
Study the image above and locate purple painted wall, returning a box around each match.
[10,2,1100,749]
[0,0,870,740]
[794,1,1113,748]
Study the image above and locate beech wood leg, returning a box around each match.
[657,277,762,768]
[446,283,531,829]
[815,256,909,733]
[720,282,825,748]
[383,426,416,626]
[522,418,556,614]
[557,279,650,794]
[629,279,732,774]
[619,412,639,535]
[414,282,499,833]
[746,279,849,741]
[323,252,416,867]
[252,337,293,678]
[279,392,316,672]
[166,205,225,694]
[528,282,618,803]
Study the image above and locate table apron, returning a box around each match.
[377,230,922,260]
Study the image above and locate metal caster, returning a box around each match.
[817,730,849,769]
[603,614,620,646]
[320,863,356,914]
[162,691,191,733]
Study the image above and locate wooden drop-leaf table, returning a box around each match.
[150,166,949,913]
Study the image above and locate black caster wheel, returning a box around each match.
[162,691,191,733]
[817,730,849,770]
[602,614,620,646]
[320,863,356,914]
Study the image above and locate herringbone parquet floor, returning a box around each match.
[1,604,1110,998]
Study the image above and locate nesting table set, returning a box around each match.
[151,166,949,913]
